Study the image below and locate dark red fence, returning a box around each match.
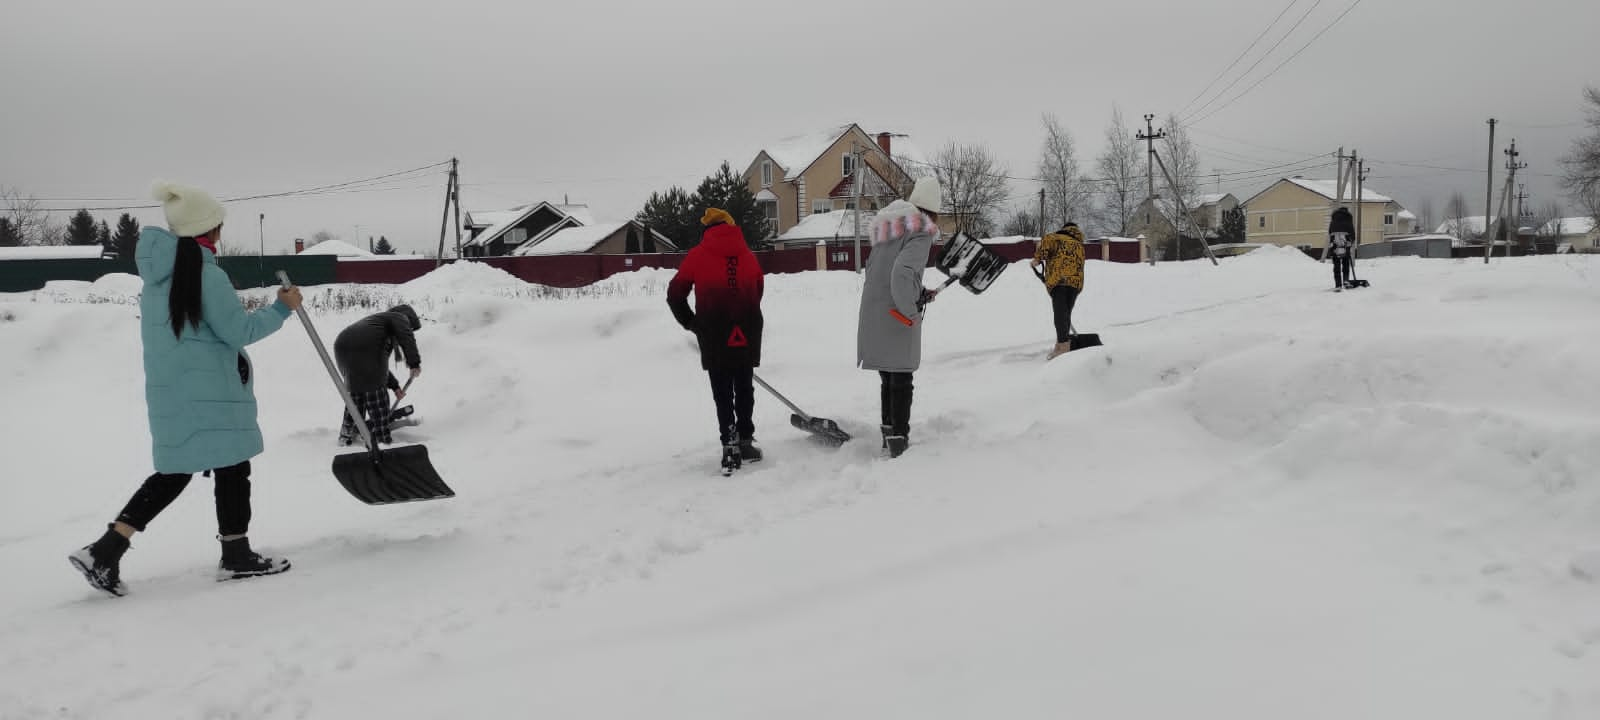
[324,239,1124,289]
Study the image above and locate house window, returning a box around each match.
[842,155,856,177]
[844,200,856,210]
[812,199,833,215]
[832,251,850,262]
[761,201,778,222]
[760,161,773,187]
[1258,216,1266,228]
[1383,214,1395,226]
[507,228,527,246]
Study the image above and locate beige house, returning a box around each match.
[1538,216,1599,251]
[1244,177,1411,248]
[1130,193,1240,242]
[743,124,934,239]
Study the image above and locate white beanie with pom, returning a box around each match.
[151,181,226,238]
[908,176,941,215]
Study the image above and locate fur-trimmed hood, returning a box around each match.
[870,200,940,246]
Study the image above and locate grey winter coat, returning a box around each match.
[857,201,939,373]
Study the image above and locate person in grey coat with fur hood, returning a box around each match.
[858,176,943,458]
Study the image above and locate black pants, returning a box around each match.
[879,371,914,436]
[1332,254,1352,286]
[708,367,755,445]
[116,461,251,536]
[1050,285,1080,343]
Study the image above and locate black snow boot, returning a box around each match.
[68,525,130,597]
[886,376,914,458]
[217,536,290,582]
[721,442,743,476]
[739,438,763,463]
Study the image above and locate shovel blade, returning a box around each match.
[331,444,455,505]
[790,413,851,446]
[1070,333,1103,350]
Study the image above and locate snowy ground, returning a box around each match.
[2,248,1599,719]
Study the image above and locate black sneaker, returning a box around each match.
[68,526,130,597]
[217,536,290,582]
[720,444,742,476]
[68,545,127,597]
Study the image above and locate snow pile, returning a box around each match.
[297,239,372,257]
[2,253,1599,718]
[399,259,528,295]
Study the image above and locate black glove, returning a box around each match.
[916,288,938,312]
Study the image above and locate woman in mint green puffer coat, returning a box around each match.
[68,182,305,597]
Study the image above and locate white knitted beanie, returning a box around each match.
[151,181,226,237]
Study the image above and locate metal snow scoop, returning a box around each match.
[935,232,1009,294]
[752,373,851,446]
[277,271,454,505]
[1031,265,1102,352]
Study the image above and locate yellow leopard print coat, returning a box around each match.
[1034,227,1085,290]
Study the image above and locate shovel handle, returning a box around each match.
[277,271,380,456]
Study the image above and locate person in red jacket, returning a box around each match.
[667,208,766,474]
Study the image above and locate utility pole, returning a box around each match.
[1501,140,1526,257]
[451,158,464,259]
[436,158,459,266]
[1484,118,1497,264]
[1152,149,1219,266]
[851,141,864,272]
[258,213,265,286]
[1356,154,1368,252]
[1137,114,1167,202]
[1038,187,1046,238]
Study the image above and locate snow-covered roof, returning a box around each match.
[1398,209,1417,221]
[298,239,372,257]
[1194,193,1233,207]
[1539,216,1597,236]
[465,201,596,249]
[515,223,623,256]
[1284,177,1393,203]
[764,125,852,181]
[0,245,106,260]
[465,207,525,229]
[777,210,875,242]
[755,189,779,202]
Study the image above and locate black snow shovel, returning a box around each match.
[752,373,851,446]
[276,272,454,505]
[935,232,1009,294]
[1031,265,1102,351]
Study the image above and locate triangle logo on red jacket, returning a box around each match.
[727,326,748,348]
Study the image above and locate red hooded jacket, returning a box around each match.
[667,222,764,370]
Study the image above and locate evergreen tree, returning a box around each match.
[691,161,771,248]
[97,220,112,254]
[1218,206,1247,244]
[66,209,99,246]
[374,236,396,255]
[113,213,141,259]
[635,186,698,250]
[0,218,19,247]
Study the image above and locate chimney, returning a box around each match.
[877,132,892,156]
[294,238,304,253]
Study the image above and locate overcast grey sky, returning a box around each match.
[3,0,1597,252]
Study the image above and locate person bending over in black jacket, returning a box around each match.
[333,305,421,446]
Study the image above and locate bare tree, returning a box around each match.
[1092,107,1144,237]
[1444,190,1474,239]
[886,153,930,204]
[1416,196,1436,233]
[1560,86,1600,224]
[1,186,47,245]
[1160,114,1202,213]
[1535,201,1565,240]
[1000,206,1043,237]
[1038,113,1091,231]
[929,142,1010,236]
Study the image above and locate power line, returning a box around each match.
[1177,0,1306,117]
[1185,0,1367,127]
[8,161,451,212]
[1181,0,1328,124]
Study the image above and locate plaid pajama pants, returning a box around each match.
[339,390,393,446]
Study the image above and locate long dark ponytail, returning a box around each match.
[168,236,204,338]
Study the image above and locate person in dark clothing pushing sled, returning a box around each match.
[333,304,422,446]
[667,208,766,474]
[1327,206,1358,291]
